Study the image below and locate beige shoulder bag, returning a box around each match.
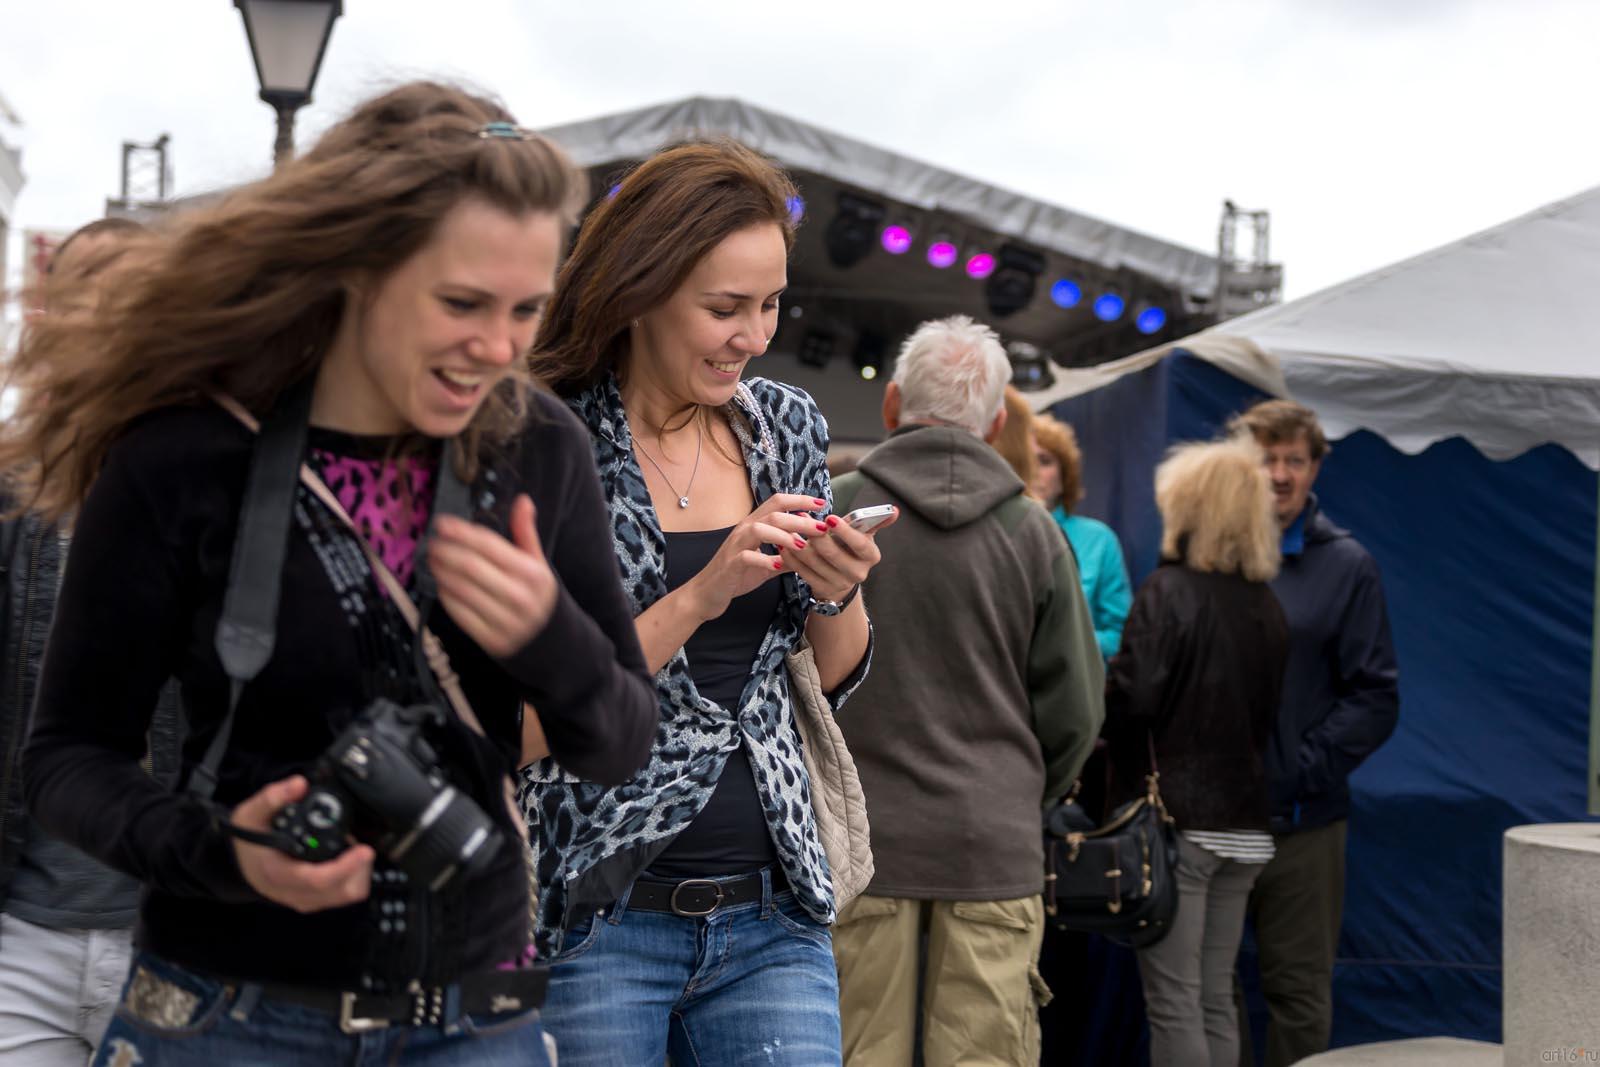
[786,638,874,911]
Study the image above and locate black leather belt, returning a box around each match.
[629,870,785,918]
[254,966,548,1034]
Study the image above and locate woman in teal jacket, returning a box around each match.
[1032,414,1132,660]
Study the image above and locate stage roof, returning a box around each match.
[541,96,1219,299]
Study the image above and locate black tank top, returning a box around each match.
[645,527,782,880]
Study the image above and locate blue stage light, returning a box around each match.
[1050,280,1082,308]
[1136,306,1167,334]
[1093,293,1125,322]
[787,195,806,224]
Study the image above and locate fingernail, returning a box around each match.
[815,522,828,532]
[826,516,840,528]
[813,498,826,507]
[773,559,783,570]
[793,538,807,549]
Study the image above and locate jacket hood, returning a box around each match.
[857,425,1025,531]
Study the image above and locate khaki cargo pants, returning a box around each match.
[832,894,1051,1066]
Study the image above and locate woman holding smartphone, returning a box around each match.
[526,140,891,1064]
[6,82,658,1066]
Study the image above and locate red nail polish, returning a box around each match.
[773,559,783,570]
[813,498,826,506]
[826,516,840,528]
[792,538,807,550]
[815,522,828,532]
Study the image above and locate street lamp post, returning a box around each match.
[233,0,342,169]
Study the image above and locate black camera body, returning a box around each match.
[271,698,503,891]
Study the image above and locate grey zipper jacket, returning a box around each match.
[832,425,1105,899]
[0,510,184,917]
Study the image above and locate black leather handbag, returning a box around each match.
[1043,737,1179,949]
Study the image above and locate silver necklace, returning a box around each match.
[634,421,703,509]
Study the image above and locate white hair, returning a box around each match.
[890,315,1011,435]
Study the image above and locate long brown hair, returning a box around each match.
[533,140,798,397]
[2,81,585,520]
[993,386,1038,491]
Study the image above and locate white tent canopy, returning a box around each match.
[1032,185,1600,468]
[540,96,1219,299]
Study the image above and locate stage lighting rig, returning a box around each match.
[1006,340,1054,392]
[985,244,1046,318]
[825,193,886,269]
[797,329,836,369]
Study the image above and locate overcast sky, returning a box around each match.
[3,0,1598,301]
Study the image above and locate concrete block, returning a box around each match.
[1505,824,1600,1067]
[1298,1038,1500,1065]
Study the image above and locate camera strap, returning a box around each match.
[191,381,315,802]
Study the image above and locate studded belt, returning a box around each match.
[253,966,548,1034]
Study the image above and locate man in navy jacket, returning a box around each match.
[1232,400,1399,1067]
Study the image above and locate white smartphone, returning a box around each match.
[844,504,897,534]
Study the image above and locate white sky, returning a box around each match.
[3,0,1599,301]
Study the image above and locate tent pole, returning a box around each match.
[1591,468,1600,815]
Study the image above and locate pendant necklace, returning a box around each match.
[635,420,703,509]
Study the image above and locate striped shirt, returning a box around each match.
[1183,829,1276,864]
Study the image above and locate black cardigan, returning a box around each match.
[23,393,657,989]
[1103,562,1288,831]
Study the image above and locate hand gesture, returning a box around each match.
[686,494,831,622]
[231,775,375,914]
[430,494,559,658]
[782,507,897,603]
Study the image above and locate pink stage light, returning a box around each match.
[926,241,959,269]
[965,252,996,279]
[881,225,913,255]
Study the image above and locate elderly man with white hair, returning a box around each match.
[830,315,1105,1066]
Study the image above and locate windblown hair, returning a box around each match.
[1155,437,1280,582]
[890,314,1009,435]
[533,140,798,397]
[47,217,148,277]
[993,386,1036,490]
[1033,412,1084,511]
[1,81,585,521]
[1228,398,1329,461]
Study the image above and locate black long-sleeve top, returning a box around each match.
[23,393,657,989]
[1104,563,1288,831]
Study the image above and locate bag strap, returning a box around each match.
[212,392,490,742]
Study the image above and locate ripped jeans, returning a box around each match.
[540,868,841,1066]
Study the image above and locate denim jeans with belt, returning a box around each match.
[541,867,842,1066]
[89,951,552,1066]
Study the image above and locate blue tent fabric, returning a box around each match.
[1044,350,1597,1056]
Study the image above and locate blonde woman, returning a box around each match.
[1103,437,1289,1067]
[1032,413,1131,659]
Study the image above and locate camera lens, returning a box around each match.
[389,786,504,891]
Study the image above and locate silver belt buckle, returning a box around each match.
[669,878,727,917]
[339,991,390,1034]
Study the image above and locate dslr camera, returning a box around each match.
[270,698,503,891]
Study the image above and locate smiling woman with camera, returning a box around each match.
[1,82,658,1066]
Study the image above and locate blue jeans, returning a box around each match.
[90,951,552,1066]
[542,868,842,1065]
